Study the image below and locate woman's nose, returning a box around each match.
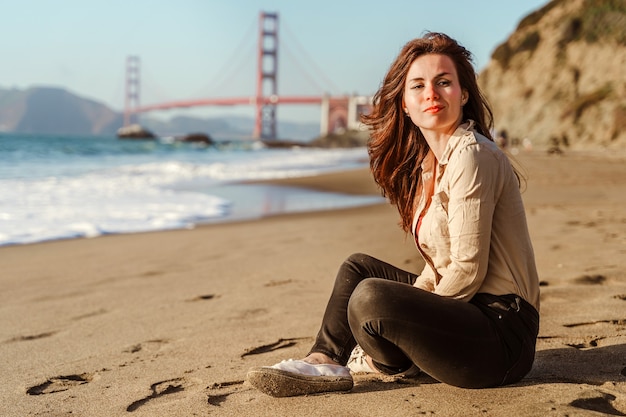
[424,83,439,100]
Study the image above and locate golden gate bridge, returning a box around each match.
[123,12,372,140]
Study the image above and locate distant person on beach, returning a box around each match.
[247,32,540,397]
[495,129,508,148]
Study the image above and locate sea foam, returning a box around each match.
[1,146,370,246]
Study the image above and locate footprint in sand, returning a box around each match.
[122,339,170,354]
[574,274,607,285]
[569,390,626,416]
[119,339,171,368]
[565,336,606,349]
[207,380,246,407]
[126,377,196,412]
[241,337,310,358]
[26,373,95,395]
[564,319,626,328]
[6,331,57,343]
[71,308,108,321]
[187,294,218,301]
[264,279,293,287]
[561,318,626,349]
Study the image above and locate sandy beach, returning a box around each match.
[2,149,625,416]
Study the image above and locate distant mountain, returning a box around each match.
[0,86,320,141]
[479,0,626,149]
[0,86,121,135]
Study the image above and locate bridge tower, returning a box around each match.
[124,55,141,126]
[254,12,279,140]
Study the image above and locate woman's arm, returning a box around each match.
[413,263,436,292]
[433,143,499,301]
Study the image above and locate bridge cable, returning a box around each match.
[281,21,342,95]
[196,16,258,98]
[280,41,330,96]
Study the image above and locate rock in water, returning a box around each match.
[117,124,156,139]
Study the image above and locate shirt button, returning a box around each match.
[421,243,428,249]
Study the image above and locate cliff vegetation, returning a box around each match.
[479,0,626,149]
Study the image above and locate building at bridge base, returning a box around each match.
[320,95,372,137]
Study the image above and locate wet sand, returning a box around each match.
[1,150,625,416]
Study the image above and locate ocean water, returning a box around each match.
[0,133,381,246]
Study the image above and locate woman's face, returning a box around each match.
[403,53,467,138]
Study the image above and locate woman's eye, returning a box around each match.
[411,84,424,89]
[437,80,451,86]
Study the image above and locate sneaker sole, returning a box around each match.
[246,367,354,397]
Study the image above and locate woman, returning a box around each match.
[247,32,540,397]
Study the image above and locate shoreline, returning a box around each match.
[2,151,626,416]
[1,167,380,249]
[198,167,384,226]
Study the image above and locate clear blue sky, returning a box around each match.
[1,0,548,122]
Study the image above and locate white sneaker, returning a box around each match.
[247,359,353,397]
[347,345,377,374]
[269,359,351,377]
[347,345,421,378]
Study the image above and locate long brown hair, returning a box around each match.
[362,32,494,232]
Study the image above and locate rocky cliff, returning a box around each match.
[479,0,626,149]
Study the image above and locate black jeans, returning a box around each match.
[309,253,539,388]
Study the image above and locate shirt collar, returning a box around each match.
[438,120,475,165]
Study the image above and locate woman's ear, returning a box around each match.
[401,99,409,114]
[461,89,469,105]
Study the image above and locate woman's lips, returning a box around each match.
[424,105,443,113]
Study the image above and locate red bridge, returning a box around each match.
[124,12,372,140]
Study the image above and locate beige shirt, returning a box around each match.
[412,121,540,311]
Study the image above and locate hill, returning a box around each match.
[479,0,626,150]
[0,86,320,141]
[0,87,121,135]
